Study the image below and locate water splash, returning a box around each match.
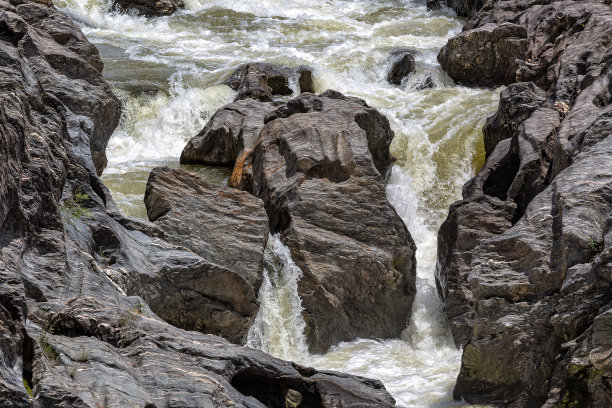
[246,235,310,363]
[55,0,500,405]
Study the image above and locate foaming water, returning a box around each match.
[246,235,310,363]
[56,0,500,405]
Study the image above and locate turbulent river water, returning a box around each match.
[55,0,500,405]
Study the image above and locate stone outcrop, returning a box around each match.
[112,0,184,17]
[438,22,528,87]
[180,98,280,166]
[224,62,315,100]
[387,49,415,85]
[427,0,484,17]
[143,167,269,344]
[0,0,121,176]
[0,1,397,406]
[436,0,612,406]
[232,91,417,353]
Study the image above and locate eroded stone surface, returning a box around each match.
[435,1,612,406]
[233,91,416,353]
[0,2,397,406]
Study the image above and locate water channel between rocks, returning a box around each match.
[55,0,500,405]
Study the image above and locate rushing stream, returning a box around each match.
[55,0,500,405]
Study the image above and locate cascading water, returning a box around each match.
[246,235,310,363]
[54,0,500,405]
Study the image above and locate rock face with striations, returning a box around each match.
[231,91,417,353]
[436,0,612,406]
[0,1,398,406]
[143,166,269,344]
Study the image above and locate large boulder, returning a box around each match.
[0,2,398,406]
[112,0,184,17]
[438,22,528,87]
[180,98,280,166]
[386,49,415,85]
[4,0,121,175]
[436,1,612,406]
[225,63,292,96]
[232,91,416,353]
[224,63,315,100]
[143,166,269,344]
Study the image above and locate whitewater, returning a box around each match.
[54,0,499,405]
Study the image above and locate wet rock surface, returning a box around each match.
[225,62,315,100]
[438,22,528,87]
[144,166,269,344]
[112,0,184,17]
[180,98,280,166]
[387,49,415,85]
[436,0,612,406]
[232,91,417,353]
[0,1,398,406]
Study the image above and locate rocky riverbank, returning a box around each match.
[433,0,612,406]
[0,0,403,406]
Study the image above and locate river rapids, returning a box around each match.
[54,0,500,405]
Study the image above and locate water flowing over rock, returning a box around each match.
[232,91,417,353]
[0,1,398,405]
[144,166,269,344]
[112,0,184,17]
[436,0,612,406]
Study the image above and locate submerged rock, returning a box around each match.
[436,0,612,406]
[387,49,415,85]
[0,2,398,406]
[233,91,416,353]
[112,0,184,17]
[144,166,269,344]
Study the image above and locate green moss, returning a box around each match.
[23,378,33,397]
[39,332,59,364]
[60,189,91,225]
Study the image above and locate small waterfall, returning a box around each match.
[246,235,310,363]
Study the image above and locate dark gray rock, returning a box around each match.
[112,0,184,17]
[143,166,269,344]
[225,62,292,97]
[436,1,612,406]
[3,0,122,176]
[427,0,484,17]
[0,2,398,406]
[482,82,548,157]
[180,98,279,166]
[387,50,415,85]
[233,92,416,353]
[297,65,315,93]
[438,22,528,87]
